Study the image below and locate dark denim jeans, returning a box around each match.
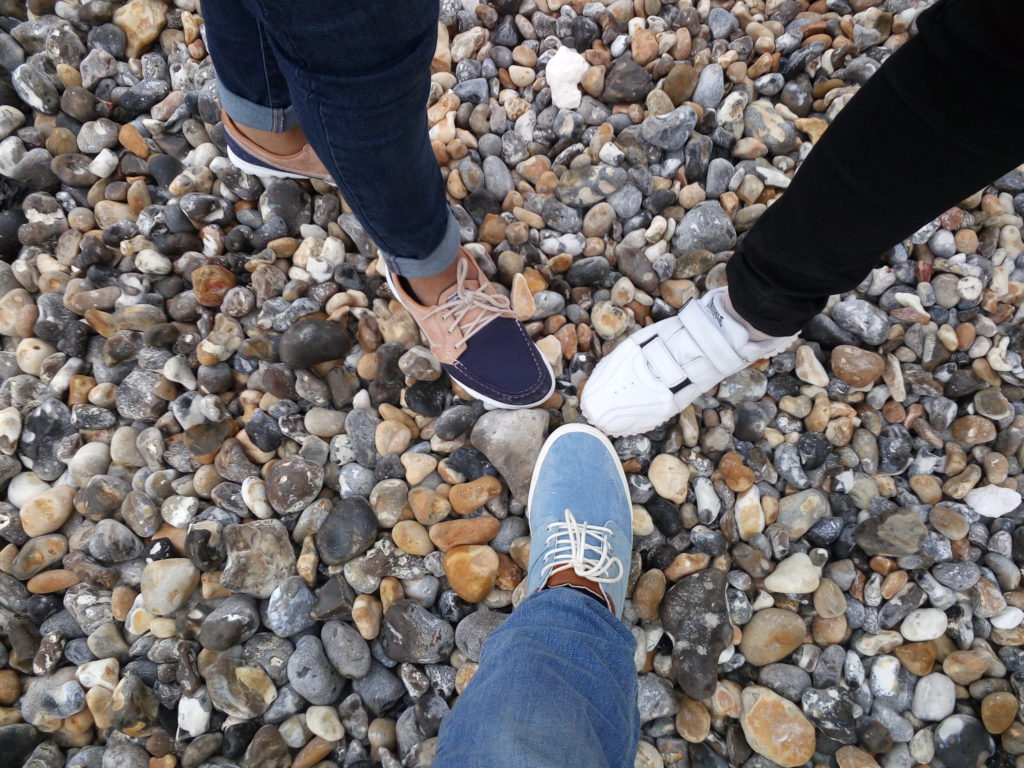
[202,0,459,277]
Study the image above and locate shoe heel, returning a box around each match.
[226,146,309,181]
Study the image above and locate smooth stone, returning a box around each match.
[140,558,198,616]
[739,608,806,667]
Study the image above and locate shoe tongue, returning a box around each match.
[436,274,481,306]
[437,285,462,306]
[702,289,750,350]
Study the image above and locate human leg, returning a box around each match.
[226,0,453,272]
[222,0,552,407]
[726,0,1024,337]
[432,589,639,768]
[434,425,640,768]
[584,0,1024,435]
[201,0,298,134]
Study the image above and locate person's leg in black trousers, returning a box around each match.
[727,0,1024,336]
[584,0,1024,437]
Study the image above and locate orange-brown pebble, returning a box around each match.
[26,569,80,594]
[292,736,336,768]
[449,476,502,515]
[0,669,20,705]
[429,516,501,551]
[443,545,499,603]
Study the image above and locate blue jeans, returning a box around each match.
[202,0,459,277]
[434,588,640,768]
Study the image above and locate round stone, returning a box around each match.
[140,558,199,616]
[442,545,499,603]
[739,608,806,667]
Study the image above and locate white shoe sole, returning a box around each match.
[383,266,556,410]
[526,423,630,522]
[227,146,334,185]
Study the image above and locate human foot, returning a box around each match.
[525,424,632,617]
[221,111,334,183]
[385,248,554,409]
[581,287,798,437]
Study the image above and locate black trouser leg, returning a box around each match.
[726,0,1024,337]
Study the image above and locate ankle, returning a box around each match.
[545,570,613,613]
[233,120,308,156]
[723,288,776,343]
[404,256,461,305]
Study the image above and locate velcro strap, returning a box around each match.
[676,299,745,374]
[640,336,686,385]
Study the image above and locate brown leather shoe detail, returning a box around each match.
[387,248,517,365]
[545,570,613,613]
[221,110,334,183]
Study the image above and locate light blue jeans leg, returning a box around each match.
[433,587,640,768]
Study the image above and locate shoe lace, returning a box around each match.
[420,258,513,350]
[539,508,624,584]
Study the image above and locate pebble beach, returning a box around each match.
[2,0,1024,767]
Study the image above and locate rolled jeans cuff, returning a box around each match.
[388,209,461,278]
[217,75,300,133]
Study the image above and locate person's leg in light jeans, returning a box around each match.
[435,425,641,768]
[201,0,458,276]
[433,587,639,768]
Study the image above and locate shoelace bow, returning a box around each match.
[540,508,624,584]
[421,258,513,350]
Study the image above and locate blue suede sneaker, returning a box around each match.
[526,424,633,617]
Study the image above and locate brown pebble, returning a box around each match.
[836,745,881,768]
[191,265,237,308]
[982,691,1018,734]
[449,476,502,516]
[428,516,500,552]
[291,736,336,768]
[443,545,499,603]
[26,569,80,594]
[675,696,711,743]
[632,569,666,621]
[719,451,755,493]
[0,669,19,706]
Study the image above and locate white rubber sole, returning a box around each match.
[226,146,334,184]
[383,267,556,410]
[526,423,630,521]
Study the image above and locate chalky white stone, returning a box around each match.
[965,485,1022,517]
[911,673,956,722]
[178,688,212,738]
[545,46,589,110]
[900,608,947,641]
[764,552,821,594]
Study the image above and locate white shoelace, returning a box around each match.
[421,258,513,350]
[539,509,624,584]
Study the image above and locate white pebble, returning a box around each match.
[7,472,51,509]
[991,606,1024,630]
[544,46,589,110]
[900,608,947,641]
[68,442,111,488]
[965,484,1022,518]
[911,673,956,722]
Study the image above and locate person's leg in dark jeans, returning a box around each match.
[202,0,554,408]
[727,0,1024,336]
[202,0,452,274]
[585,0,1024,437]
